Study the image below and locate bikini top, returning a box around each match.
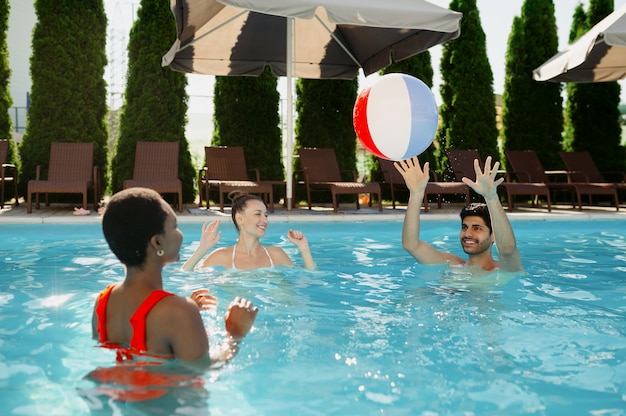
[95,284,174,359]
[231,245,275,270]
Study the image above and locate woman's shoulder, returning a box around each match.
[202,245,233,267]
[266,245,286,252]
[265,245,292,265]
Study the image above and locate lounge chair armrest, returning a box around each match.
[1,163,17,178]
[545,170,571,182]
[562,169,590,182]
[248,168,261,181]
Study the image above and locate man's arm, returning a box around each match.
[395,157,464,265]
[463,157,523,272]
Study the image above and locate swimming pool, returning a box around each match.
[0,219,625,415]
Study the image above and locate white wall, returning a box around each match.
[7,1,36,109]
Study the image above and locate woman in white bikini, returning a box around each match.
[182,192,315,271]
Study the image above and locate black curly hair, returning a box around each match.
[102,187,168,267]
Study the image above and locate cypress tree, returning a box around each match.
[0,0,18,185]
[295,78,358,172]
[111,0,196,203]
[212,67,284,188]
[563,0,624,171]
[0,0,12,141]
[19,0,108,197]
[563,5,587,151]
[501,0,562,169]
[437,0,498,175]
[295,78,358,203]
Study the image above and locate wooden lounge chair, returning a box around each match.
[0,140,18,209]
[297,147,381,212]
[447,149,553,211]
[377,157,470,210]
[506,149,619,211]
[446,149,552,212]
[198,146,274,212]
[123,141,183,212]
[27,142,98,213]
[559,151,626,203]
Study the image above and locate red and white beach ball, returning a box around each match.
[353,73,438,161]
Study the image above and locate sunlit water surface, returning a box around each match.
[0,220,625,415]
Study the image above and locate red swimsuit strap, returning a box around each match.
[95,284,175,353]
[129,290,174,352]
[95,284,116,343]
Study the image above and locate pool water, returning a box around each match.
[0,220,625,415]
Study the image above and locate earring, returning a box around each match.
[156,249,165,257]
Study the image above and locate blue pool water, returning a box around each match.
[0,219,625,415]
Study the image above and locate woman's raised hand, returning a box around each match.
[190,288,218,311]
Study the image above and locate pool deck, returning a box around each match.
[1,198,625,223]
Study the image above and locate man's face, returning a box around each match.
[459,215,493,256]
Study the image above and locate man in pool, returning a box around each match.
[394,155,523,273]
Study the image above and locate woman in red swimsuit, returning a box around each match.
[93,187,258,368]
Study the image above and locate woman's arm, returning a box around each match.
[181,220,221,271]
[287,230,316,270]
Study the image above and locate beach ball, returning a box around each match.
[353,73,438,161]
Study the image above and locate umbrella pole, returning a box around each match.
[286,17,294,211]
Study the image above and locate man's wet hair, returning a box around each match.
[460,202,492,233]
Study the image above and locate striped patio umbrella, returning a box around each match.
[162,0,462,209]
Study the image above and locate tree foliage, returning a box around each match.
[212,67,284,187]
[501,0,563,169]
[19,0,108,197]
[0,0,12,141]
[111,0,196,202]
[0,0,18,183]
[563,0,624,171]
[294,78,358,203]
[295,78,358,172]
[437,0,499,175]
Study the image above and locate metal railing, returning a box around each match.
[8,107,27,134]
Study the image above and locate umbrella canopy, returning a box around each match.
[162,0,462,208]
[533,3,626,83]
[163,0,461,78]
